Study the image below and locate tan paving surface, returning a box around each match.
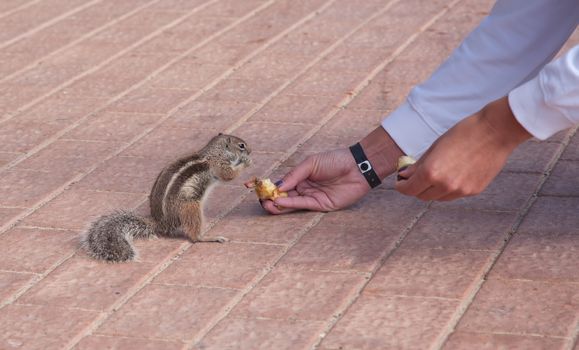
[0,0,578,349]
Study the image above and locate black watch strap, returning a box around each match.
[349,143,381,189]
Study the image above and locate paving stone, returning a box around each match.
[320,294,458,350]
[130,237,184,263]
[248,94,337,124]
[0,207,24,227]
[504,141,560,174]
[234,121,312,153]
[209,198,319,244]
[561,133,579,160]
[278,216,400,272]
[196,318,325,350]
[320,108,385,140]
[19,256,154,310]
[121,125,217,160]
[234,52,311,80]
[401,208,516,251]
[154,242,283,289]
[0,227,76,273]
[541,160,579,197]
[490,230,579,283]
[168,99,257,131]
[203,184,248,222]
[0,271,35,303]
[0,117,67,153]
[0,304,97,350]
[0,0,88,43]
[64,111,162,142]
[149,58,229,89]
[366,248,491,299]
[107,87,194,114]
[517,196,579,234]
[231,268,366,320]
[457,279,579,337]
[75,335,183,350]
[22,189,145,230]
[0,169,72,208]
[134,16,235,55]
[443,331,566,350]
[285,68,364,97]
[75,156,167,194]
[19,96,106,125]
[199,78,284,103]
[96,284,237,340]
[15,139,122,176]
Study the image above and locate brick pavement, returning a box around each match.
[0,0,578,349]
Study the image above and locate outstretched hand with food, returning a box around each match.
[249,149,371,214]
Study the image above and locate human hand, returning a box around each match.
[261,149,371,214]
[396,96,531,201]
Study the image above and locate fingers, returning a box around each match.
[260,199,297,215]
[277,156,315,192]
[259,190,304,215]
[395,164,430,197]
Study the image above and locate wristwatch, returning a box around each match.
[349,143,381,188]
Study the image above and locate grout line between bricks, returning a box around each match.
[310,203,432,349]
[182,213,326,350]
[0,0,103,50]
[222,0,402,133]
[0,251,76,309]
[0,0,166,88]
[455,329,571,340]
[0,171,90,235]
[431,126,579,350]
[0,0,45,19]
[0,0,222,125]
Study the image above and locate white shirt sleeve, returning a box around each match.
[382,0,579,158]
[510,45,579,140]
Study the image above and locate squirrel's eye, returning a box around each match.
[239,143,246,150]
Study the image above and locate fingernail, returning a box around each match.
[274,179,283,186]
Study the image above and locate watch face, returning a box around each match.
[358,160,371,173]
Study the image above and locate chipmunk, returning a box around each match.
[80,133,251,262]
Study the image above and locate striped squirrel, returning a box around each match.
[81,133,251,262]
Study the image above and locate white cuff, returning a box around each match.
[381,102,440,158]
[509,75,573,140]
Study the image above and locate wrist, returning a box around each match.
[481,96,532,149]
[359,126,404,180]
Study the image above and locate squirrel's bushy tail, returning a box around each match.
[80,211,156,262]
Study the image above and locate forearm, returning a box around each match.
[383,0,578,158]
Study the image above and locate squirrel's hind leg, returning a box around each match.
[178,200,229,243]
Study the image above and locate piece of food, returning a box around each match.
[397,156,416,181]
[244,177,288,200]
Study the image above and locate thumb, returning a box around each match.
[278,156,316,192]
